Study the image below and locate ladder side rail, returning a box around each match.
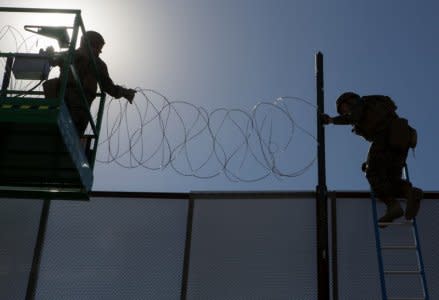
[404,165,429,300]
[372,193,388,300]
[411,216,429,300]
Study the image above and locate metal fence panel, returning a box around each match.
[35,197,188,299]
[336,196,438,300]
[416,199,439,299]
[2,192,438,299]
[187,196,317,299]
[0,199,42,299]
[336,198,381,299]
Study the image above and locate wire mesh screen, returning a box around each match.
[2,192,439,299]
[0,193,317,299]
[416,198,439,299]
[187,196,317,299]
[0,198,42,300]
[35,197,188,299]
[336,198,382,299]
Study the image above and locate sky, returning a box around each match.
[1,0,438,193]
[1,2,438,299]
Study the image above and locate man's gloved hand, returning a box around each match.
[39,46,58,66]
[123,88,137,103]
[45,46,55,56]
[361,162,368,173]
[321,114,333,125]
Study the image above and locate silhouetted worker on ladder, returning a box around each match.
[322,92,423,225]
[43,30,136,136]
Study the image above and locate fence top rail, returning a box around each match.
[330,190,439,199]
[89,190,439,200]
[190,190,315,199]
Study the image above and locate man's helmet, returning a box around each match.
[80,31,105,49]
[336,92,360,114]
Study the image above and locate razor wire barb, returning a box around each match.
[95,89,318,182]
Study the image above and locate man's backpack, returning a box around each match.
[389,117,418,150]
[362,95,417,149]
[355,95,398,140]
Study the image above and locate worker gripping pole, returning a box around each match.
[315,52,329,299]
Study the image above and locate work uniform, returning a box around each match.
[44,47,129,135]
[331,95,412,198]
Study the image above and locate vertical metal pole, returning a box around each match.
[26,199,51,300]
[58,14,81,103]
[90,93,106,169]
[77,13,106,169]
[330,193,338,300]
[180,198,195,300]
[315,52,329,299]
[1,56,13,99]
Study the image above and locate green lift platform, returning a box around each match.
[0,7,106,200]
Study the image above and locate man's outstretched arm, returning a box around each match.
[321,114,352,125]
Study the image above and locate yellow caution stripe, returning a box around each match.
[0,104,59,110]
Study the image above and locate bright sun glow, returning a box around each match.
[0,8,84,53]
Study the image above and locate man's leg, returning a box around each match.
[366,142,403,226]
[400,181,423,219]
[65,90,89,137]
[64,91,92,162]
[391,149,423,220]
[377,196,404,226]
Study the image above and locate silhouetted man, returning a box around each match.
[322,92,422,226]
[44,30,136,135]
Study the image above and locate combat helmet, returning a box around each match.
[80,31,105,49]
[336,92,360,114]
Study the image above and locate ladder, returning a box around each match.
[371,170,429,300]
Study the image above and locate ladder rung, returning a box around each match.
[373,196,428,299]
[378,221,413,226]
[388,298,425,300]
[385,270,420,275]
[381,245,417,250]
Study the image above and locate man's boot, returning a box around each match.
[404,184,424,220]
[378,197,403,228]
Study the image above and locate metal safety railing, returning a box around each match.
[0,7,107,170]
